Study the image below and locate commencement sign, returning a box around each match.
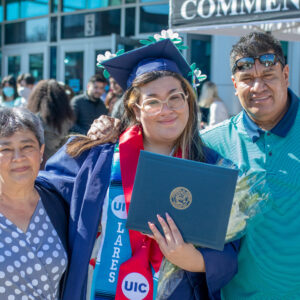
[170,0,300,28]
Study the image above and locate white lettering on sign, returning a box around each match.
[180,0,300,20]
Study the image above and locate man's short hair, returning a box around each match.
[230,32,285,74]
[23,73,35,85]
[88,74,107,85]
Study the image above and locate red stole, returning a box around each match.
[115,125,163,300]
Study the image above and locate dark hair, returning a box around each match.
[88,74,107,85]
[17,73,25,85]
[1,75,19,100]
[27,79,74,133]
[230,32,285,74]
[67,71,205,162]
[23,73,35,85]
[0,107,44,146]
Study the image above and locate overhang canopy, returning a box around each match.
[170,0,300,41]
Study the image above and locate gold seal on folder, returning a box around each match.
[170,187,192,210]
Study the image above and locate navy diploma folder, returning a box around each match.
[126,151,238,250]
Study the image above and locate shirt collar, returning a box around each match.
[243,89,299,142]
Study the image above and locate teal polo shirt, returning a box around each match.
[201,89,300,299]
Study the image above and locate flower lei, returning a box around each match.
[96,29,207,86]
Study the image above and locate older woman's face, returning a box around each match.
[133,76,189,148]
[0,130,44,188]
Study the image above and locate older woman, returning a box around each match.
[0,107,68,299]
[37,38,239,300]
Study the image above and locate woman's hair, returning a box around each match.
[198,81,221,108]
[120,71,205,161]
[1,75,19,101]
[0,107,44,146]
[67,71,205,162]
[27,79,74,133]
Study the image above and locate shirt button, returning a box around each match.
[269,151,272,156]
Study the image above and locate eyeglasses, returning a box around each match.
[232,53,284,74]
[136,92,187,115]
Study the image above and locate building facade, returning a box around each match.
[1,0,299,115]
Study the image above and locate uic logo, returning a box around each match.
[121,272,149,300]
[111,195,127,219]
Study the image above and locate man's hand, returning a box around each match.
[87,115,121,143]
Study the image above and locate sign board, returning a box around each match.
[170,0,300,28]
[85,14,95,37]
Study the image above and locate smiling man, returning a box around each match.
[201,32,300,298]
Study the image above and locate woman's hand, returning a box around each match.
[87,115,121,143]
[148,213,206,272]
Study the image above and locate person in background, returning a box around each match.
[0,107,69,299]
[37,37,239,300]
[17,73,35,102]
[0,75,26,108]
[105,77,123,116]
[16,73,25,92]
[58,81,76,102]
[27,79,74,167]
[198,81,229,127]
[70,74,108,135]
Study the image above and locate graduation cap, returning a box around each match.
[101,39,195,91]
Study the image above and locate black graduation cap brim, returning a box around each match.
[101,39,193,91]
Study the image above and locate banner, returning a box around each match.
[170,0,300,28]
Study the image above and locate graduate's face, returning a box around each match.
[0,130,44,189]
[133,76,189,148]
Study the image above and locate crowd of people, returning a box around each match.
[0,30,299,300]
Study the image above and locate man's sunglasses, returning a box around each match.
[232,53,284,74]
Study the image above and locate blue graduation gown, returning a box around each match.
[36,141,239,300]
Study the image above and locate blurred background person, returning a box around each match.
[27,79,74,167]
[58,81,76,102]
[198,81,229,127]
[0,75,26,108]
[70,74,108,134]
[0,107,68,299]
[105,76,123,115]
[16,73,25,92]
[17,73,35,103]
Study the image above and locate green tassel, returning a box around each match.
[103,69,110,79]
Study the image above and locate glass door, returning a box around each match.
[2,43,48,82]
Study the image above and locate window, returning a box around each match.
[50,46,57,79]
[0,52,2,81]
[6,0,48,21]
[29,53,44,82]
[61,10,121,39]
[0,4,3,22]
[125,8,135,36]
[140,4,169,33]
[8,56,21,78]
[51,17,57,42]
[62,0,121,12]
[51,0,58,12]
[64,52,84,94]
[5,18,48,45]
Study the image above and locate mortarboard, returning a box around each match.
[101,39,196,91]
